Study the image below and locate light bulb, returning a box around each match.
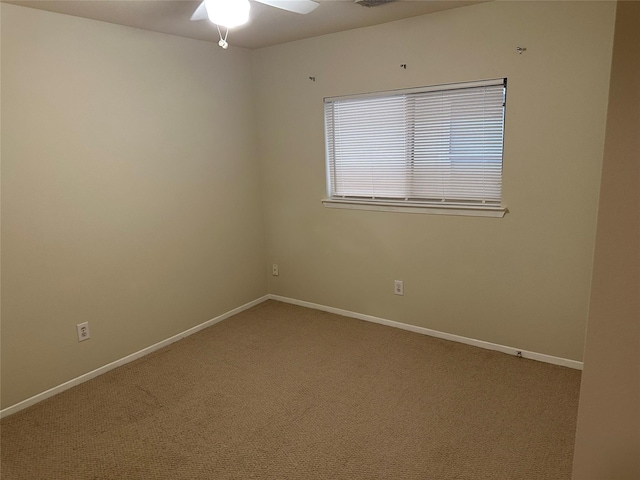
[205,0,250,28]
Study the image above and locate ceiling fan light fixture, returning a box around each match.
[205,0,251,28]
[354,0,396,6]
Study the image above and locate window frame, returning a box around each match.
[322,79,508,218]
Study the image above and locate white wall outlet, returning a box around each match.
[272,264,279,276]
[76,322,90,342]
[394,280,404,296]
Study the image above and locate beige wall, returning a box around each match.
[1,4,267,409]
[253,1,616,361]
[572,2,640,477]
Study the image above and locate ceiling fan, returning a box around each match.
[191,0,320,49]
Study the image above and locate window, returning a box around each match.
[323,79,507,217]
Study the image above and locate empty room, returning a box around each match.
[1,0,638,479]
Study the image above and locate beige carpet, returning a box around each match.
[1,300,581,479]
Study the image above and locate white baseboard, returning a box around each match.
[2,293,582,418]
[0,295,270,419]
[268,294,583,371]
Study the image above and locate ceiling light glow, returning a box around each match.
[205,0,250,28]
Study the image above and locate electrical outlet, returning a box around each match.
[76,322,90,342]
[272,264,279,276]
[394,280,404,296]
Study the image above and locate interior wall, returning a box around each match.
[1,4,267,409]
[572,2,640,477]
[253,1,616,361]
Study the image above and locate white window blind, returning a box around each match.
[324,79,506,208]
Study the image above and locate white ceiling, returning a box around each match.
[5,0,483,49]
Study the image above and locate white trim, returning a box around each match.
[268,294,583,370]
[0,295,270,419]
[1,293,581,418]
[322,198,507,218]
[324,78,506,102]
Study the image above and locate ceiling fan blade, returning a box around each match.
[254,0,319,14]
[190,1,208,21]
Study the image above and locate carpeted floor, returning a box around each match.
[1,300,581,479]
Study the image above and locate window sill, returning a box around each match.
[321,198,507,218]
